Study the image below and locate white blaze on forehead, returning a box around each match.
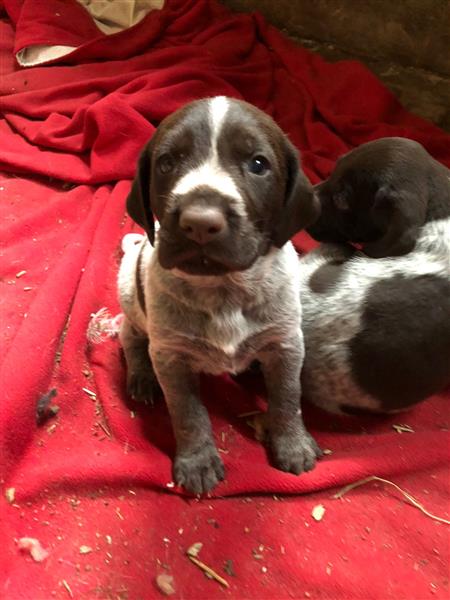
[209,95,229,143]
[171,96,244,207]
[172,162,242,200]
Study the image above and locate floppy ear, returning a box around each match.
[126,143,155,245]
[362,187,425,258]
[272,139,320,247]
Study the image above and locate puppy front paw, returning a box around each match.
[269,430,322,475]
[127,369,161,404]
[173,445,225,494]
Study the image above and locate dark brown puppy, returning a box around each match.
[308,137,450,257]
[299,137,450,414]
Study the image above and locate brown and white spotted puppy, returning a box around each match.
[118,96,321,494]
[300,137,450,414]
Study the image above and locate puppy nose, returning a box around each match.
[179,206,227,245]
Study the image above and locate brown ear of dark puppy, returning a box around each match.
[362,187,426,258]
[272,139,320,248]
[126,143,155,245]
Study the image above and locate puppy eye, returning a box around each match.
[157,154,174,174]
[247,155,270,175]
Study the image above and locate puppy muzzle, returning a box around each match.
[156,198,263,275]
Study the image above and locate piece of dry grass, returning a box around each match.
[334,476,450,525]
[60,580,73,598]
[237,410,262,418]
[98,421,112,438]
[392,424,415,434]
[186,543,229,588]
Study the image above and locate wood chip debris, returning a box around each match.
[5,487,15,503]
[17,537,49,562]
[187,542,202,557]
[392,423,415,434]
[223,559,236,576]
[246,413,266,442]
[322,448,333,455]
[16,270,27,278]
[334,475,450,525]
[79,545,93,554]
[311,504,326,521]
[156,573,175,596]
[82,387,97,399]
[186,543,229,588]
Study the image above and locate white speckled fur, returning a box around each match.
[299,217,450,412]
[118,95,306,377]
[119,232,303,376]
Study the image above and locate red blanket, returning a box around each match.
[1,1,448,598]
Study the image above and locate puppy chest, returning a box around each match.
[205,308,252,353]
[151,306,276,375]
[199,309,263,373]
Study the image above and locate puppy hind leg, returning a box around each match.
[119,317,160,404]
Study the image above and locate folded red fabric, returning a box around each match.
[0,1,448,598]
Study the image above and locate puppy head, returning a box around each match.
[308,137,450,258]
[126,96,317,276]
